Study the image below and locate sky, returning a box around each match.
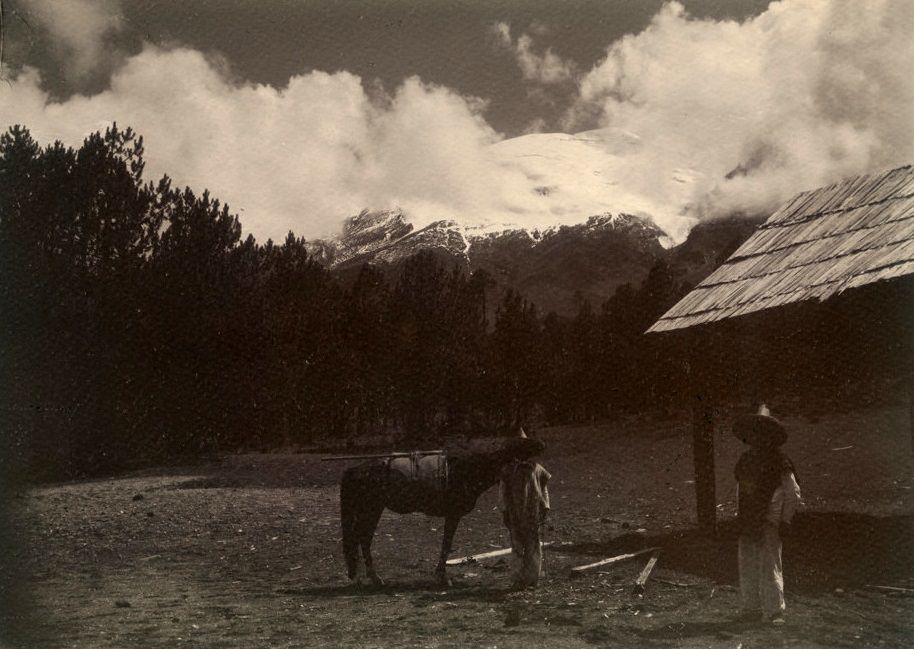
[2,0,912,242]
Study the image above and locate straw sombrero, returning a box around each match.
[732,405,787,447]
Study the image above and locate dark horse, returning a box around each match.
[340,436,545,586]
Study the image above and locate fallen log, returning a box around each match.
[446,541,571,566]
[631,550,661,596]
[570,547,661,574]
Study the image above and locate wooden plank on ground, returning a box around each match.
[631,550,661,596]
[569,547,661,574]
[446,541,571,566]
[864,585,914,596]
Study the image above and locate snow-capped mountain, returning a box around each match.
[485,128,699,240]
[308,128,751,315]
[314,207,669,316]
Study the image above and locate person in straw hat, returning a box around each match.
[732,404,802,625]
[499,427,551,589]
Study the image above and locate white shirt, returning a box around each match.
[766,471,802,525]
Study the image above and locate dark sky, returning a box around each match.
[6,0,772,136]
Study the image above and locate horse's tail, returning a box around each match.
[340,468,360,580]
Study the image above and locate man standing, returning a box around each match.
[499,457,551,589]
[733,404,802,625]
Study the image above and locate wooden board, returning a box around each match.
[569,547,661,573]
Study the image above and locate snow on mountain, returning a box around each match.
[332,209,414,265]
[326,127,700,253]
[313,127,726,314]
[483,127,700,240]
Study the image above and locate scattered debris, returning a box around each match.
[289,565,303,572]
[138,554,160,562]
[831,446,854,452]
[570,547,661,574]
[132,494,145,501]
[114,600,131,608]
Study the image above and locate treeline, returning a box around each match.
[3,125,905,480]
[0,125,694,478]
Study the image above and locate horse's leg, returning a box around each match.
[359,503,385,586]
[340,473,362,583]
[435,515,460,587]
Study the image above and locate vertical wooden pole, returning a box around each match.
[692,389,717,533]
[907,354,914,470]
[905,277,914,474]
[690,332,717,534]
[909,379,914,474]
[908,281,914,472]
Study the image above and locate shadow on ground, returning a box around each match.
[565,512,914,593]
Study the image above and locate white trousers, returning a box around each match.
[738,523,785,615]
[509,527,543,588]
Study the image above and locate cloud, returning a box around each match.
[21,0,125,81]
[1,46,554,240]
[491,22,577,85]
[3,2,910,245]
[490,21,513,49]
[565,0,914,222]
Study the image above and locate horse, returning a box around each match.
[499,459,551,589]
[340,435,546,586]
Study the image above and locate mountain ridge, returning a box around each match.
[307,208,759,317]
[302,124,760,316]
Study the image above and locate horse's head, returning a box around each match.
[502,435,546,461]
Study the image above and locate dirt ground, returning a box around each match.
[2,404,914,648]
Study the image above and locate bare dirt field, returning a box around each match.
[3,405,914,648]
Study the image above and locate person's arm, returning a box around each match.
[538,466,551,510]
[781,471,801,523]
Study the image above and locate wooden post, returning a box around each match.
[692,390,717,533]
[690,332,718,534]
[909,378,914,473]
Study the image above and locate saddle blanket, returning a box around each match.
[387,451,448,492]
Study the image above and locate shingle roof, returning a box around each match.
[648,165,914,333]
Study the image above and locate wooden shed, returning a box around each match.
[648,164,914,530]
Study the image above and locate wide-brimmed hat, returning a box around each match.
[732,405,787,447]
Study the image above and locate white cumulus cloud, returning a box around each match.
[3,2,911,244]
[565,0,914,222]
[0,46,553,240]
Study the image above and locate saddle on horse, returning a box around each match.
[387,451,449,493]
